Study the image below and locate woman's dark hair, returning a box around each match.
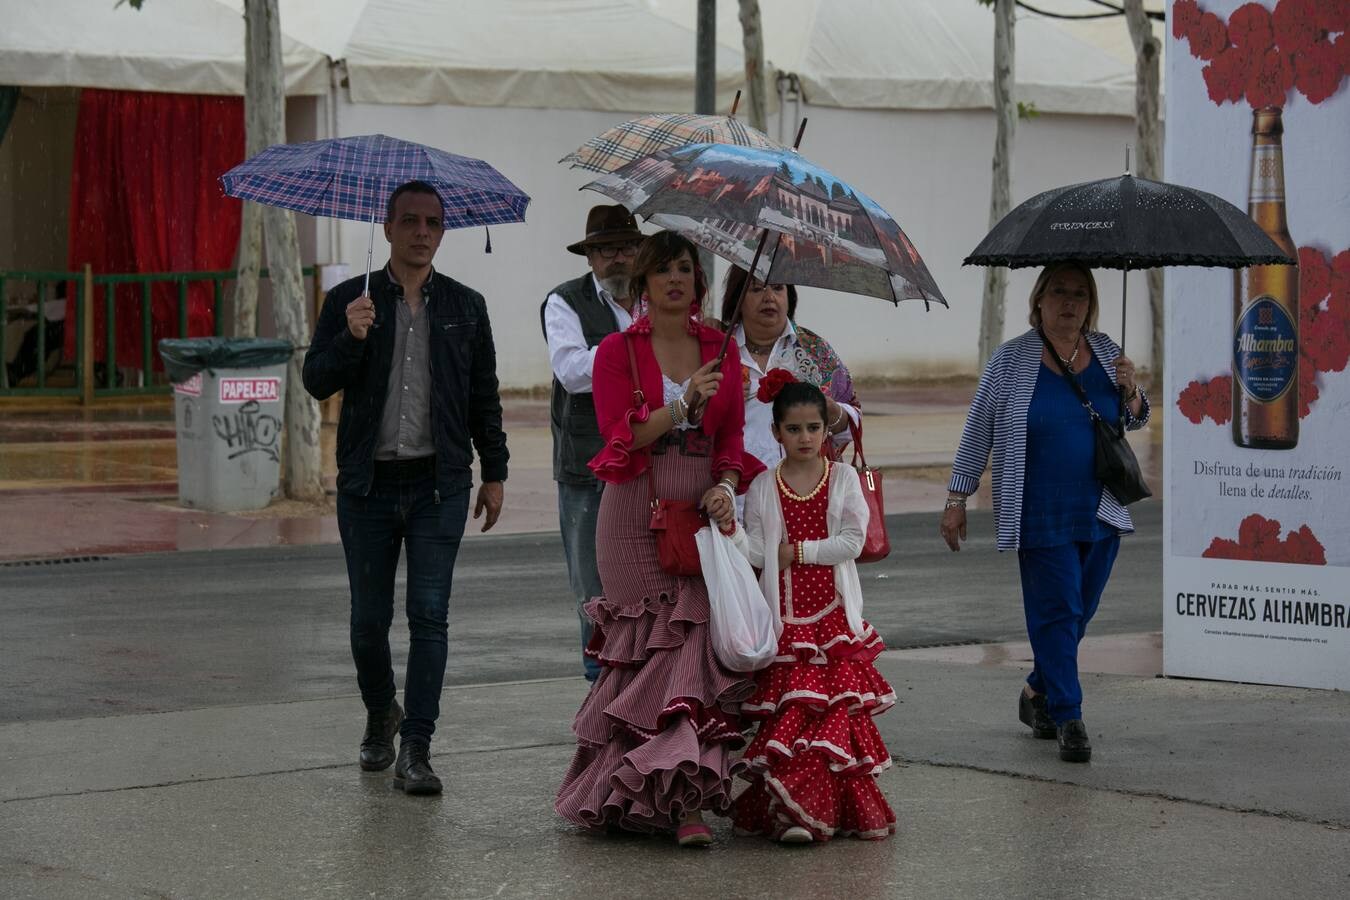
[772,381,828,425]
[720,265,798,326]
[628,231,707,307]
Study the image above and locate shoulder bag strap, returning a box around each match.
[627,334,659,508]
[625,334,645,408]
[1037,328,1104,424]
[847,415,868,469]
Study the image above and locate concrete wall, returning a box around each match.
[335,98,1155,390]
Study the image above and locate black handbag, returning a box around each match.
[1039,330,1152,507]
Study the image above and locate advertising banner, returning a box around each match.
[1164,0,1350,689]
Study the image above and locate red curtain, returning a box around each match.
[65,89,244,370]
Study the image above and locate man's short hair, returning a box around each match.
[386,181,444,224]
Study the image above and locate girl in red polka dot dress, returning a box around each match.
[728,371,897,843]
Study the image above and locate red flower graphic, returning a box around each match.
[1183,1,1347,106]
[1205,46,1254,102]
[1299,246,1331,305]
[1174,0,1203,39]
[1283,525,1328,565]
[1230,3,1276,50]
[1295,38,1344,101]
[1273,0,1322,55]
[1175,375,1233,425]
[1192,11,1231,59]
[1247,47,1296,106]
[1312,0,1349,32]
[1304,305,1350,372]
[1335,32,1350,74]
[1202,513,1327,565]
[1297,353,1320,416]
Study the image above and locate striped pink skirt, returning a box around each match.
[555,440,755,833]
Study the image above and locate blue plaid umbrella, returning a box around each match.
[220,133,530,292]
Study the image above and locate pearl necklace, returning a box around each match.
[1051,334,1082,369]
[776,459,830,502]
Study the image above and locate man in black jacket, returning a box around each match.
[303,180,508,796]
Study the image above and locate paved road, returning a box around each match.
[0,505,1161,724]
[5,501,1350,899]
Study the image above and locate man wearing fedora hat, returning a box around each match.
[541,204,646,682]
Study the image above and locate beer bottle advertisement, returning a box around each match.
[1232,107,1299,450]
[1164,0,1350,691]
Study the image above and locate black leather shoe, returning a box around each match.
[1057,719,1092,763]
[359,700,402,772]
[1018,690,1057,739]
[393,741,443,795]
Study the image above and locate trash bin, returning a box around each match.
[158,337,294,512]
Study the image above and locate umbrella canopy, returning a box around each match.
[561,112,786,174]
[219,133,530,229]
[963,174,1293,270]
[584,142,946,308]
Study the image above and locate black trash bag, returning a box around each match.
[158,337,293,385]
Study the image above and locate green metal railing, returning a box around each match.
[0,266,314,400]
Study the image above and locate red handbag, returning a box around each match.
[848,418,890,563]
[626,336,707,576]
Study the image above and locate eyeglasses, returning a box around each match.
[593,242,640,260]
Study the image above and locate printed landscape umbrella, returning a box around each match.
[560,92,787,174]
[220,133,530,294]
[963,162,1294,351]
[583,141,947,317]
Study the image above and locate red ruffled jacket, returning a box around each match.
[588,316,765,489]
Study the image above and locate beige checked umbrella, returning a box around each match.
[561,109,787,175]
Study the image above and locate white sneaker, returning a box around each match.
[779,826,814,844]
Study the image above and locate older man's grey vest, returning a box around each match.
[541,274,621,484]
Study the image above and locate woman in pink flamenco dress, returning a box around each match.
[554,231,765,847]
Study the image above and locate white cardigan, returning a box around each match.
[729,461,870,639]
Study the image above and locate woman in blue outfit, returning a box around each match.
[940,262,1149,763]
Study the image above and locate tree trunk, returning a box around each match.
[232,200,262,337]
[1125,0,1163,383]
[980,0,1015,368]
[738,0,768,133]
[245,0,323,501]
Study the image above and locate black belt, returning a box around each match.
[651,429,712,457]
[372,455,436,481]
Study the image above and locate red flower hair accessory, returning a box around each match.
[756,367,798,403]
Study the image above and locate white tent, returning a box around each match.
[0,0,328,96]
[0,0,1166,385]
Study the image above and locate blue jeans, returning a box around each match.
[336,473,469,745]
[557,480,604,682]
[1017,535,1120,725]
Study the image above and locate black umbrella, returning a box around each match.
[964,166,1295,352]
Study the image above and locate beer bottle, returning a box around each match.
[1232,106,1299,450]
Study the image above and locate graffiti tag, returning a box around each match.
[212,400,282,462]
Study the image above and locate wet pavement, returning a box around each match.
[0,383,1162,561]
[4,392,1338,900]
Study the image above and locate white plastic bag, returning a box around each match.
[696,525,778,672]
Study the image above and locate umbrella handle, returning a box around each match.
[363,201,376,297]
[716,228,773,362]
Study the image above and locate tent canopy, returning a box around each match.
[1,1,1161,115]
[327,0,1159,116]
[0,0,329,96]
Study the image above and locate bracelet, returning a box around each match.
[1124,386,1139,402]
[714,482,736,505]
[944,496,967,510]
[829,405,847,430]
[669,396,687,426]
[795,541,805,565]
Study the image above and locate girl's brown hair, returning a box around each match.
[628,231,707,309]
